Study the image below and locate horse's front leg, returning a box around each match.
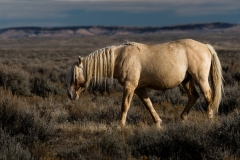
[120,81,136,127]
[135,88,162,128]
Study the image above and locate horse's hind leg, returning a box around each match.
[135,88,162,127]
[198,80,213,119]
[181,79,199,121]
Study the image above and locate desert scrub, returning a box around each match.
[127,119,236,160]
[210,111,240,157]
[0,63,65,98]
[233,72,240,84]
[0,129,34,160]
[0,36,239,159]
[0,88,56,143]
[0,63,30,96]
[30,74,64,98]
[100,132,130,160]
[67,93,121,123]
[0,88,60,159]
[30,74,55,97]
[219,84,240,114]
[26,64,67,84]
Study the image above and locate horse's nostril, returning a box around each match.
[67,91,72,100]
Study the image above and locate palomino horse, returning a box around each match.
[67,39,223,127]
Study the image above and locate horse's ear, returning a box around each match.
[78,56,83,66]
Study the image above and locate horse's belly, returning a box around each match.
[139,70,186,90]
[145,79,181,90]
[146,81,180,90]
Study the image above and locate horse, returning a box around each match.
[67,39,223,128]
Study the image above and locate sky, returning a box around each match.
[0,0,240,29]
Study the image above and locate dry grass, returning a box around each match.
[0,33,240,159]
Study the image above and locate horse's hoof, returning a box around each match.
[155,123,164,131]
[180,118,186,124]
[180,113,188,122]
[116,125,122,130]
[116,123,125,130]
[207,109,214,119]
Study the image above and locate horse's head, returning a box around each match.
[67,56,86,100]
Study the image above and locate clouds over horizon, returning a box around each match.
[0,0,240,28]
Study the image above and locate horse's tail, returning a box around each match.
[206,44,224,113]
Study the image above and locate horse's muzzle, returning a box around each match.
[67,89,77,100]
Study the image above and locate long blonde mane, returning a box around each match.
[82,46,115,88]
[69,42,136,89]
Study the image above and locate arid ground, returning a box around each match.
[0,32,240,159]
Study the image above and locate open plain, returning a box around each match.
[0,28,240,159]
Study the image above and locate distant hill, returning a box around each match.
[0,22,239,39]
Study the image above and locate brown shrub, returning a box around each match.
[0,63,30,96]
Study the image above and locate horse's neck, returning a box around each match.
[83,46,118,87]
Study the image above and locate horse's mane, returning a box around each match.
[71,42,137,88]
[82,45,114,88]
